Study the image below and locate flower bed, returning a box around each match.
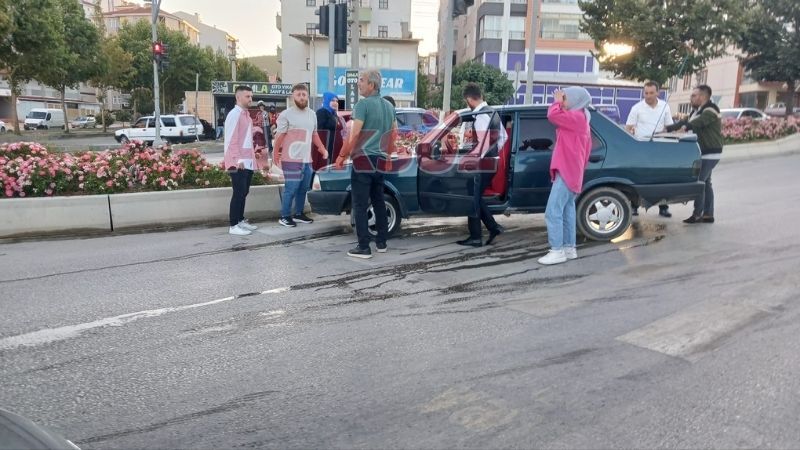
[1,141,272,198]
[723,116,800,144]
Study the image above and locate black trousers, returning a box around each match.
[229,169,254,227]
[467,171,499,239]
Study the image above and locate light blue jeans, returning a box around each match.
[545,174,577,250]
[281,162,313,217]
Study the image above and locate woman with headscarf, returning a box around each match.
[316,92,339,167]
[538,86,593,265]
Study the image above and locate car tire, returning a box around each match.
[0,127,5,134]
[351,193,402,238]
[119,135,130,144]
[576,186,632,241]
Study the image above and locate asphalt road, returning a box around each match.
[2,154,800,449]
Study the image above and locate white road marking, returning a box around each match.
[0,288,290,351]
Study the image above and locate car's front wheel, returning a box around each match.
[351,194,401,238]
[119,135,130,144]
[577,186,632,241]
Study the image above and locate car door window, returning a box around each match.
[146,119,155,129]
[518,116,557,151]
[134,118,147,128]
[161,117,176,127]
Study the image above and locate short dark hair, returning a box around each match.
[462,83,483,100]
[695,84,712,98]
[235,85,252,93]
[644,81,660,90]
[292,83,308,92]
[382,95,396,107]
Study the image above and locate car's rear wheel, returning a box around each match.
[119,135,130,144]
[0,126,5,134]
[577,186,632,241]
[351,194,401,238]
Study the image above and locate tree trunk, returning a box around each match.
[786,80,796,117]
[99,88,107,133]
[10,79,21,136]
[60,88,70,134]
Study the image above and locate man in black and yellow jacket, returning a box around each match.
[666,84,723,224]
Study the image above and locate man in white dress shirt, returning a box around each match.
[626,81,674,218]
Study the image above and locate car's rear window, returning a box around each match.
[179,116,198,125]
[397,112,423,127]
[721,111,739,119]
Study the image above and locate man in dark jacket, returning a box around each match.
[666,84,723,223]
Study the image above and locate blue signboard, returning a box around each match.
[316,68,416,97]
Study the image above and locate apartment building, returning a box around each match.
[437,0,651,121]
[279,0,420,106]
[173,12,238,57]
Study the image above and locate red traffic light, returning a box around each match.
[152,41,164,55]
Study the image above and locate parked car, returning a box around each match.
[23,108,66,130]
[308,104,704,241]
[114,114,200,145]
[720,108,769,121]
[0,406,81,449]
[0,120,6,134]
[70,116,97,128]
[764,102,800,117]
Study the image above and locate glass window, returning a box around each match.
[366,47,390,67]
[306,23,317,36]
[179,116,198,125]
[306,0,315,6]
[379,0,388,8]
[378,25,388,38]
[518,117,556,151]
[161,117,177,127]
[508,16,525,40]
[540,13,590,40]
[479,15,504,39]
[134,118,148,128]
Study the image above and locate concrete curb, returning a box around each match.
[0,194,111,238]
[721,133,800,162]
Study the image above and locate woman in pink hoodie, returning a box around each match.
[538,86,593,265]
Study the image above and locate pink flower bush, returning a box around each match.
[1,141,269,198]
[722,116,800,144]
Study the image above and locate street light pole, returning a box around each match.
[441,0,454,119]
[328,0,336,93]
[524,0,540,104]
[150,0,163,146]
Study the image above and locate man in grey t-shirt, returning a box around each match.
[274,83,328,227]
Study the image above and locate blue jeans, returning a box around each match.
[545,174,577,250]
[694,159,719,217]
[215,126,223,139]
[281,162,312,217]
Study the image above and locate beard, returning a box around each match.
[295,99,308,109]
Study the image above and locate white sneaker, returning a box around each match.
[238,220,257,231]
[564,247,578,260]
[538,249,567,265]
[228,225,251,236]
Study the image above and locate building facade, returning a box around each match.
[279,0,420,106]
[173,12,238,57]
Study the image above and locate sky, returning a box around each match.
[145,0,440,58]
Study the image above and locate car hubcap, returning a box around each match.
[586,197,624,235]
[367,200,396,235]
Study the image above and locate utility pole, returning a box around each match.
[441,0,454,118]
[524,0,540,104]
[230,44,237,81]
[194,72,200,141]
[328,0,336,93]
[350,0,359,70]
[149,0,162,146]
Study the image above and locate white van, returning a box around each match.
[24,108,66,130]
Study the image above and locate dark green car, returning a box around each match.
[308,104,703,241]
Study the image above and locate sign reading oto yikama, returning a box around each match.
[345,70,359,109]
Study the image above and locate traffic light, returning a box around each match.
[334,3,347,54]
[318,4,329,36]
[159,43,169,71]
[152,41,163,63]
[453,0,474,17]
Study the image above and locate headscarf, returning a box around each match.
[563,86,592,123]
[321,92,338,114]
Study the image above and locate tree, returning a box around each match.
[38,0,102,133]
[434,61,515,110]
[580,0,745,85]
[738,0,800,116]
[0,0,64,134]
[416,69,431,108]
[91,38,133,131]
[236,59,269,82]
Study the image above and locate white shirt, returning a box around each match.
[224,105,254,170]
[626,99,674,139]
[471,101,507,157]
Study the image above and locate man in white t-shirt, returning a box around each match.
[626,81,674,218]
[273,83,328,227]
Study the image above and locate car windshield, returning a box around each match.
[721,111,739,119]
[27,111,47,119]
[179,117,198,125]
[397,112,424,127]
